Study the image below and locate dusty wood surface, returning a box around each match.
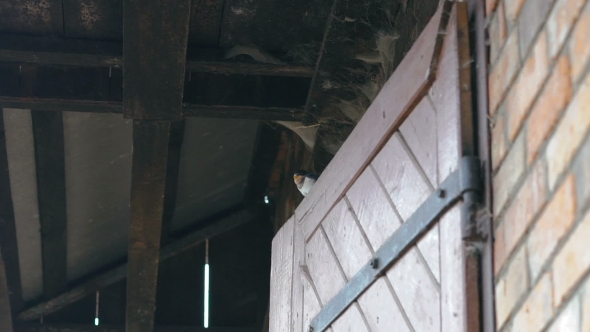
[126,121,170,332]
[0,111,23,313]
[122,0,190,119]
[0,50,313,77]
[17,209,254,321]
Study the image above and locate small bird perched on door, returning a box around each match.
[293,170,318,197]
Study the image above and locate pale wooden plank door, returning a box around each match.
[270,2,475,332]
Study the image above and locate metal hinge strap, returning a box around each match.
[309,156,482,332]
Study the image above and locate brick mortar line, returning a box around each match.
[494,160,590,330]
[491,12,590,221]
[494,129,590,280]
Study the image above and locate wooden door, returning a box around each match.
[270,2,483,332]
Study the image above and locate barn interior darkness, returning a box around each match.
[0,0,438,330]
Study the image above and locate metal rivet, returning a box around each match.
[370,258,379,269]
[437,189,446,198]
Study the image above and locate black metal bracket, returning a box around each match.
[308,156,482,332]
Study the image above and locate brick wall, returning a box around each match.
[487,0,590,330]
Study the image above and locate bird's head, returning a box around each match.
[293,170,308,185]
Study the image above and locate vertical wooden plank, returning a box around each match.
[31,110,68,299]
[321,201,372,279]
[269,217,295,332]
[122,0,190,119]
[291,220,305,332]
[126,120,170,332]
[0,251,14,332]
[430,5,467,332]
[0,111,23,313]
[301,271,322,332]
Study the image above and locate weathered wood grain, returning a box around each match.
[15,324,257,332]
[31,110,68,299]
[356,278,411,332]
[290,220,305,332]
[329,304,369,332]
[122,0,190,119]
[126,120,170,332]
[297,4,447,240]
[371,132,441,282]
[385,248,441,332]
[301,269,322,332]
[345,167,402,251]
[321,200,372,279]
[188,0,224,46]
[269,217,295,332]
[304,227,346,305]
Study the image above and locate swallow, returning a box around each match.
[293,170,318,196]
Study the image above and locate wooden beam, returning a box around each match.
[0,50,313,77]
[16,209,254,322]
[0,111,23,314]
[32,110,68,299]
[122,0,190,119]
[126,121,170,332]
[0,251,14,332]
[160,120,186,245]
[15,324,257,332]
[0,98,306,121]
[182,104,305,121]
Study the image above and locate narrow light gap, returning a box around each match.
[204,238,210,328]
[94,290,100,326]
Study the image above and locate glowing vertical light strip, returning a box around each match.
[204,239,209,328]
[94,290,100,326]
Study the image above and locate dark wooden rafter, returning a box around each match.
[14,324,257,332]
[16,209,255,322]
[0,98,306,121]
[126,121,170,331]
[19,64,69,300]
[160,120,186,245]
[0,50,313,77]
[123,0,191,328]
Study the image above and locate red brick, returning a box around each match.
[489,3,508,63]
[492,108,508,171]
[548,296,581,331]
[505,0,526,26]
[507,30,550,141]
[568,2,590,83]
[526,175,577,281]
[552,210,590,307]
[503,161,547,260]
[512,273,554,332]
[493,132,525,216]
[494,221,507,275]
[518,0,554,59]
[546,73,590,189]
[547,0,586,60]
[486,0,500,16]
[489,30,520,114]
[495,247,529,327]
[527,56,573,164]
